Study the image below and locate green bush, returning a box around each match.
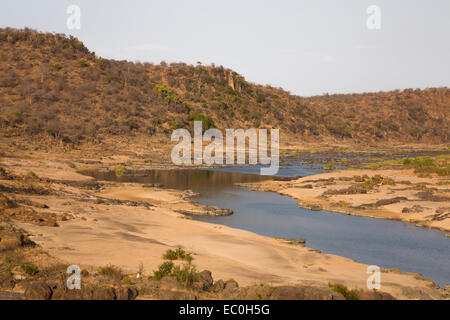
[152,261,174,280]
[329,283,359,300]
[323,163,334,171]
[163,248,193,262]
[188,111,215,130]
[23,264,39,276]
[171,263,199,288]
[115,165,125,178]
[78,59,88,67]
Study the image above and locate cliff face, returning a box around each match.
[0,28,449,147]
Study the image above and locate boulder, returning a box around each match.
[270,286,345,300]
[196,270,213,291]
[224,279,239,290]
[358,290,396,300]
[211,279,225,293]
[91,286,116,300]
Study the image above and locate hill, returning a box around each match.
[0,28,448,149]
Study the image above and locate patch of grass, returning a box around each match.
[403,155,449,177]
[337,201,351,207]
[163,248,193,262]
[23,264,39,276]
[323,163,334,171]
[24,171,39,180]
[329,283,359,300]
[97,264,123,280]
[122,276,134,285]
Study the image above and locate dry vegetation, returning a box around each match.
[0,28,448,150]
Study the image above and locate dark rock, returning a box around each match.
[273,176,303,181]
[211,279,225,293]
[142,183,164,188]
[358,290,396,300]
[116,287,139,300]
[402,205,426,214]
[92,286,116,300]
[270,286,345,300]
[24,282,53,300]
[281,238,306,245]
[374,197,408,207]
[416,191,450,202]
[197,270,213,291]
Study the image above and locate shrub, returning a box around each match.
[23,264,39,276]
[53,62,62,70]
[24,171,39,180]
[329,283,359,300]
[0,167,11,179]
[78,59,88,67]
[163,249,178,260]
[152,261,174,280]
[171,263,199,288]
[403,156,449,176]
[323,163,334,171]
[97,264,123,280]
[122,276,134,285]
[163,248,193,262]
[115,165,125,178]
[188,111,215,130]
[403,158,412,165]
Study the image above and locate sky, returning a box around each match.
[1,0,449,96]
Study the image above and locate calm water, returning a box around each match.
[84,162,450,287]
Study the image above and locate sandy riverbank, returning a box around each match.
[0,154,448,299]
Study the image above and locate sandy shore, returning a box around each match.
[0,154,447,299]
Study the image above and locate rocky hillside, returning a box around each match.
[0,28,449,147]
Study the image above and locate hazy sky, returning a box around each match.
[1,0,449,96]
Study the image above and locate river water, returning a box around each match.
[84,163,450,287]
